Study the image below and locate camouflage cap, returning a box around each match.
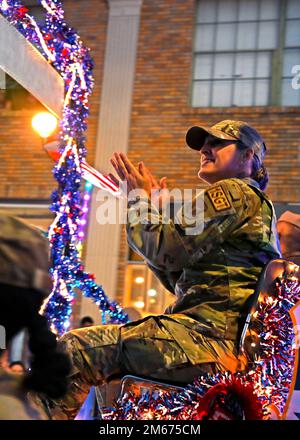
[0,214,52,296]
[186,120,266,165]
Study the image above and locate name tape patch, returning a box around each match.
[207,185,232,212]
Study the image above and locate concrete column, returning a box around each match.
[81,0,143,322]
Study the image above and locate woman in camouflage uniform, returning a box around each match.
[45,120,281,419]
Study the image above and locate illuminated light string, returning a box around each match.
[40,0,61,17]
[0,0,9,11]
[76,61,87,91]
[77,181,92,248]
[40,269,58,317]
[56,136,73,169]
[0,0,128,335]
[27,13,56,61]
[63,64,77,107]
[71,141,82,175]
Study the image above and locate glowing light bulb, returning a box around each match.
[135,276,144,284]
[1,1,9,11]
[147,289,157,297]
[32,112,58,139]
[134,300,145,309]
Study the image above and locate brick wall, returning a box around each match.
[0,108,54,198]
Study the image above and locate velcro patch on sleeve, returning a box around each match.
[207,185,232,212]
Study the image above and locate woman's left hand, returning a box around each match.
[109,152,152,197]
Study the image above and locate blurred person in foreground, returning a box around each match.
[277,211,300,266]
[42,120,280,420]
[0,215,70,419]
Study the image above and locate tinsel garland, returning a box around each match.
[102,275,300,420]
[102,373,264,420]
[0,0,128,334]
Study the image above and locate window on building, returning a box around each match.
[124,248,174,316]
[192,0,300,107]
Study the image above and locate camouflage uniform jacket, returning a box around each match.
[126,177,281,346]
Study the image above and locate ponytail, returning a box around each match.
[251,155,269,191]
[237,141,269,191]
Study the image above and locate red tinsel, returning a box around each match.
[193,377,263,420]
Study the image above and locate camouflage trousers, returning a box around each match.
[46,314,246,419]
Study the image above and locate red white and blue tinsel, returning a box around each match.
[0,0,128,334]
[101,274,300,420]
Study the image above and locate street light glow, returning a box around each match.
[32,112,58,139]
[135,276,144,284]
[134,300,145,309]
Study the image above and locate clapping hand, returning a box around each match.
[109,152,168,208]
[109,152,152,197]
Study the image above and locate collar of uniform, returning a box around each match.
[239,176,261,191]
